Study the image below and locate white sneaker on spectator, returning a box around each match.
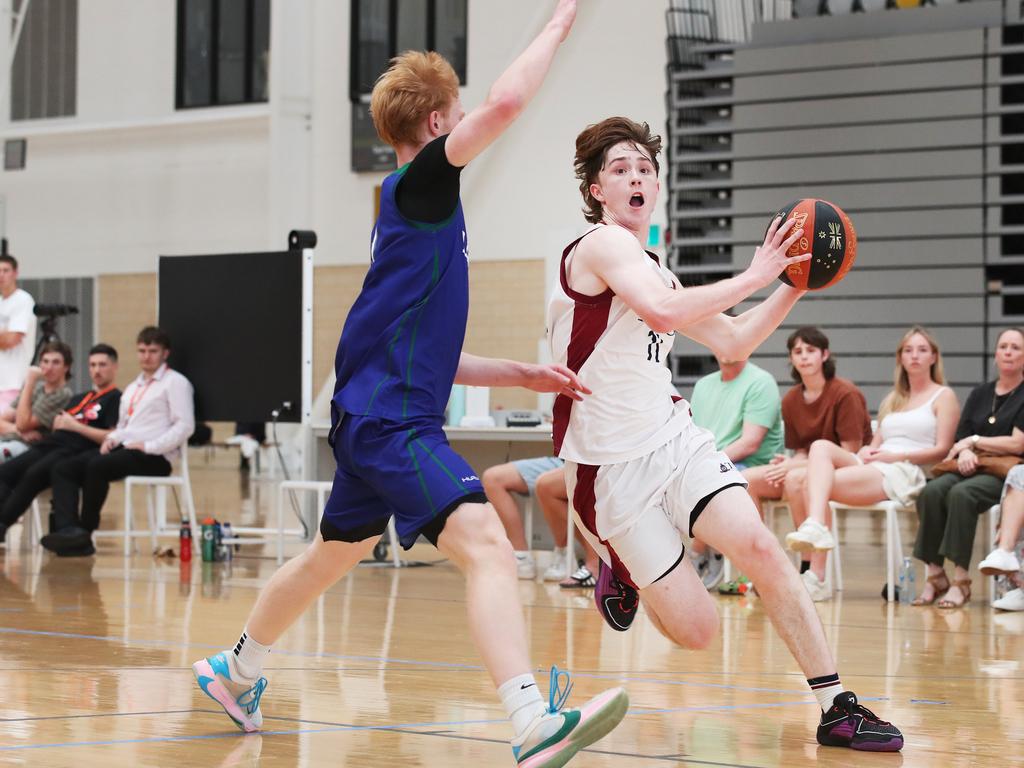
[786,520,835,552]
[543,547,569,581]
[515,551,536,580]
[801,569,832,602]
[992,587,1024,612]
[700,550,725,591]
[978,548,1021,576]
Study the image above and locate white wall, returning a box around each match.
[1,0,669,278]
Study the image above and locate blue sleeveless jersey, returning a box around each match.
[332,164,468,421]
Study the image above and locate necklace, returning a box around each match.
[989,381,1022,424]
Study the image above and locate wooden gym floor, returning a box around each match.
[1,450,1023,767]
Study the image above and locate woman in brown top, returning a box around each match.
[743,327,871,601]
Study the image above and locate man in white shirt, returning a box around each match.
[0,255,37,410]
[42,326,195,556]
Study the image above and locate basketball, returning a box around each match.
[771,199,856,291]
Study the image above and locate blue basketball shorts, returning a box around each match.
[321,413,486,549]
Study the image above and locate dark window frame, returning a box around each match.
[349,0,467,103]
[175,0,269,110]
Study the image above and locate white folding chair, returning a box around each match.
[2,498,44,550]
[94,443,199,556]
[829,500,915,601]
[274,479,400,567]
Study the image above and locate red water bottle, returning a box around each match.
[180,518,193,562]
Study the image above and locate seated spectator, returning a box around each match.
[41,326,195,557]
[743,326,871,601]
[688,353,782,590]
[0,341,73,461]
[0,254,36,411]
[980,465,1024,612]
[786,327,959,591]
[0,344,120,542]
[913,327,1024,608]
[481,456,598,581]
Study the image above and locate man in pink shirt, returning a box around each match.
[42,326,195,556]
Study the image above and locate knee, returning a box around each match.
[480,466,506,494]
[650,601,718,650]
[783,470,806,498]
[946,483,973,511]
[445,505,517,569]
[734,528,783,573]
[808,439,832,460]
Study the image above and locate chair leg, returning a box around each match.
[147,488,159,554]
[885,505,896,603]
[832,524,843,592]
[124,482,133,556]
[387,517,401,568]
[523,494,533,556]
[276,484,286,565]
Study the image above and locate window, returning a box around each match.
[350,0,468,103]
[176,0,270,109]
[10,0,77,121]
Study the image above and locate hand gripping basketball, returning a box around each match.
[750,216,811,289]
[770,199,857,291]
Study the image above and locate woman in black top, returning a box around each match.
[913,328,1024,607]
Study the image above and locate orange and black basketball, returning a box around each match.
[770,199,856,291]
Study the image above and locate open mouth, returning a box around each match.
[629,193,644,209]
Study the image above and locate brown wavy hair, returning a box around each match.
[574,117,662,224]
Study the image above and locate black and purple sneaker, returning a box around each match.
[594,559,639,632]
[817,692,903,752]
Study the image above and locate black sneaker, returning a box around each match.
[41,526,92,554]
[817,691,903,751]
[56,541,96,557]
[594,559,639,631]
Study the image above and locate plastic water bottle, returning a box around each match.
[180,518,192,562]
[899,557,915,605]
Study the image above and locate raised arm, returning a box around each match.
[444,0,576,167]
[577,217,807,360]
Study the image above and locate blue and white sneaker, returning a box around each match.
[512,666,628,767]
[193,652,267,732]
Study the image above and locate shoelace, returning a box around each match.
[237,677,268,715]
[547,666,573,714]
[615,577,638,611]
[839,695,893,727]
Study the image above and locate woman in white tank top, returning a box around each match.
[785,327,961,582]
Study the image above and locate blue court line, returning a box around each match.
[0,627,812,697]
[0,717,508,752]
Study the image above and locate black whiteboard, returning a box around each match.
[158,250,302,423]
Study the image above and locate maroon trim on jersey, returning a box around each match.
[552,291,613,454]
[559,230,614,303]
[572,463,638,590]
[552,231,616,455]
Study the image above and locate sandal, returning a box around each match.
[911,571,950,606]
[935,578,971,609]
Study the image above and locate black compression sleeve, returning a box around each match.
[395,134,463,224]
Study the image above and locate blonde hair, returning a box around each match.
[877,325,946,422]
[370,51,460,149]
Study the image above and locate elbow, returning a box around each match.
[487,91,522,124]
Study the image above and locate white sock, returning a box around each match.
[498,673,547,738]
[808,673,844,712]
[232,629,271,680]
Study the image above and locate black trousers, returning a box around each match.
[51,448,171,532]
[0,444,78,528]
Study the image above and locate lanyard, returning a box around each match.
[127,378,157,417]
[67,385,116,417]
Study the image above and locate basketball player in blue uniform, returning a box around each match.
[193,2,629,765]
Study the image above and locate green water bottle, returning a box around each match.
[201,517,217,562]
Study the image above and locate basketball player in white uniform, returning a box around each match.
[548,117,903,752]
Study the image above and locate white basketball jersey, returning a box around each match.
[548,226,692,465]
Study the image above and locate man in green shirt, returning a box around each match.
[688,356,783,589]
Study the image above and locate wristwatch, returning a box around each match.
[970,434,981,447]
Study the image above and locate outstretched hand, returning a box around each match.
[523,363,591,401]
[749,216,811,288]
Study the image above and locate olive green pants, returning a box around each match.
[913,472,1003,570]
